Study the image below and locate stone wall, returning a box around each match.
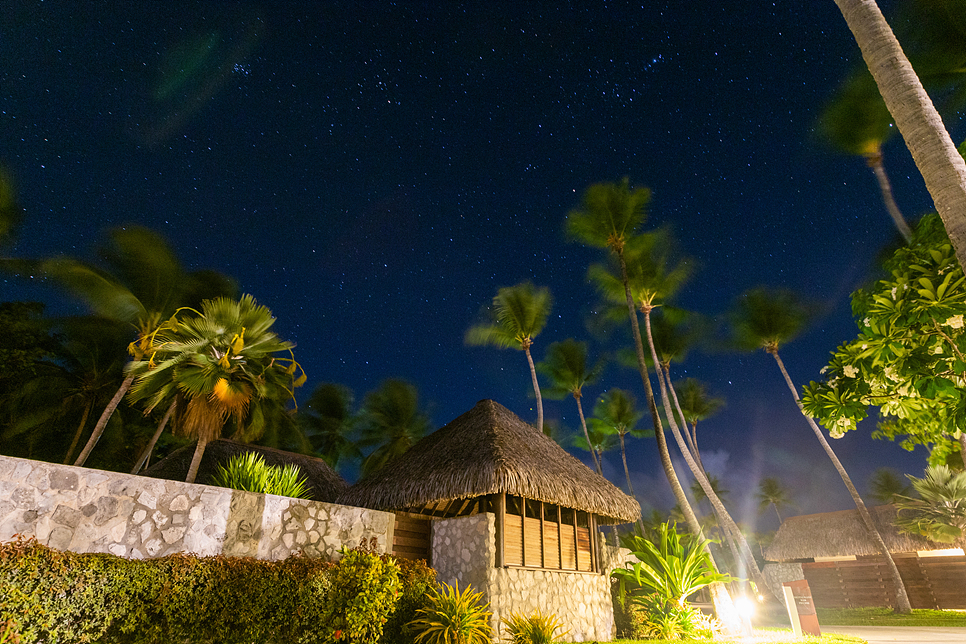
[432,512,616,642]
[0,455,394,560]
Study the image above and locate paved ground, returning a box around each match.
[820,625,966,643]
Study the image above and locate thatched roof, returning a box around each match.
[764,504,966,561]
[141,439,348,502]
[338,399,641,524]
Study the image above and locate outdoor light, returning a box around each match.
[735,595,756,626]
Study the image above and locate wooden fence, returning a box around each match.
[391,513,432,562]
[802,553,966,609]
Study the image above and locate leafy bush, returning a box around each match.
[211,451,312,499]
[382,557,437,644]
[409,581,492,644]
[633,594,719,641]
[322,548,400,644]
[502,610,568,644]
[0,537,409,644]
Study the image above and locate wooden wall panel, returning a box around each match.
[392,513,432,562]
[504,513,523,566]
[524,516,543,567]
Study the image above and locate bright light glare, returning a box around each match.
[735,596,756,621]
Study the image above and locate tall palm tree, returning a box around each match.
[675,378,725,472]
[755,477,794,524]
[572,421,619,478]
[465,281,552,432]
[730,285,912,612]
[566,179,744,633]
[127,295,304,484]
[24,227,238,466]
[538,338,605,474]
[834,0,966,274]
[356,379,431,476]
[300,382,361,471]
[589,388,648,500]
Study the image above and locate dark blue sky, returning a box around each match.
[1,1,946,530]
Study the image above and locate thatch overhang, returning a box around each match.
[338,399,641,525]
[764,504,966,562]
[141,439,348,503]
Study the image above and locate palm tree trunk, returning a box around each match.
[834,0,966,272]
[74,373,135,467]
[185,437,208,484]
[130,400,176,474]
[574,393,602,475]
[644,312,775,599]
[63,399,93,464]
[867,151,913,242]
[773,504,783,524]
[524,347,544,433]
[769,347,912,613]
[613,248,744,634]
[619,432,647,535]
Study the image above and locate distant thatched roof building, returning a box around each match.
[141,439,348,503]
[765,504,966,562]
[338,399,640,524]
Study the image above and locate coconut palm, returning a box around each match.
[537,338,605,474]
[730,285,912,612]
[755,477,794,524]
[834,0,966,275]
[589,389,648,500]
[126,294,304,484]
[567,179,743,633]
[21,227,238,466]
[675,378,725,472]
[300,382,361,471]
[572,421,619,479]
[357,378,431,476]
[869,467,914,505]
[465,281,552,432]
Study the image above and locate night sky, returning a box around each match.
[1,1,949,531]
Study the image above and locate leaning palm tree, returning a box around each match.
[22,227,238,466]
[566,178,743,633]
[589,389,647,501]
[755,477,794,524]
[356,379,431,476]
[730,285,912,612]
[465,282,552,432]
[126,294,304,484]
[538,339,605,474]
[675,378,725,472]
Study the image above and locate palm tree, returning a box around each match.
[730,285,912,612]
[357,379,431,476]
[755,477,794,524]
[894,465,966,543]
[819,71,912,241]
[465,281,552,432]
[567,178,744,633]
[589,389,649,502]
[126,295,304,484]
[538,339,605,474]
[675,378,725,472]
[24,227,238,466]
[834,0,966,273]
[869,467,914,505]
[300,382,361,471]
[572,421,619,479]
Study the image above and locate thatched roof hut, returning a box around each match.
[141,439,348,502]
[764,504,966,562]
[338,399,640,524]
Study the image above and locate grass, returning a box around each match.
[604,632,865,644]
[816,607,966,627]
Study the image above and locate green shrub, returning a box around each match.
[382,557,437,644]
[211,451,312,499]
[634,594,720,641]
[502,610,568,644]
[409,581,492,644]
[322,548,401,644]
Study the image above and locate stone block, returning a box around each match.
[93,496,119,526]
[51,504,82,528]
[47,526,73,550]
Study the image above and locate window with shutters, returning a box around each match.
[501,494,598,572]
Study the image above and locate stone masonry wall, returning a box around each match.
[431,512,616,642]
[0,455,394,560]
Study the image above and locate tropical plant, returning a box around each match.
[589,388,648,503]
[755,477,794,523]
[409,581,492,644]
[611,521,733,609]
[674,378,725,471]
[502,610,569,644]
[537,339,604,474]
[869,467,914,504]
[465,281,552,433]
[126,294,304,483]
[833,0,966,273]
[894,465,966,543]
[210,451,311,499]
[300,382,360,470]
[633,594,720,641]
[731,285,913,612]
[357,378,431,476]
